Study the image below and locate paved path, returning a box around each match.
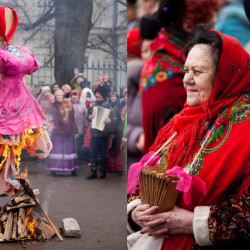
[0,157,127,250]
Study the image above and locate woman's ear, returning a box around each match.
[5,7,14,36]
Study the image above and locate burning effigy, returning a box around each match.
[0,5,61,244]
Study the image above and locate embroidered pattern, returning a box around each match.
[185,94,250,175]
[140,30,185,91]
[5,45,24,57]
[0,98,35,118]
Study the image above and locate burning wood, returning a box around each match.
[0,178,57,242]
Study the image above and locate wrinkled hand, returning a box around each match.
[139,206,194,238]
[131,204,159,229]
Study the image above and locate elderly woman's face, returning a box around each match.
[183,44,216,107]
[55,93,64,102]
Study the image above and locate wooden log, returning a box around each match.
[0,213,8,222]
[14,188,26,198]
[38,221,56,240]
[4,194,34,210]
[3,212,13,241]
[11,212,17,240]
[13,194,32,204]
[0,220,3,233]
[5,201,36,212]
[17,208,27,239]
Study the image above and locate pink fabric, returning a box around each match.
[127,151,160,194]
[0,46,44,135]
[166,166,207,205]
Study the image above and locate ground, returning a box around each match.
[0,157,127,250]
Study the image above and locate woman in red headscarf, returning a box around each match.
[0,6,52,195]
[140,0,219,154]
[127,25,250,249]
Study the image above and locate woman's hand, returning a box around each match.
[139,206,194,237]
[131,204,159,228]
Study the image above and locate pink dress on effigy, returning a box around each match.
[0,45,50,196]
[0,45,45,135]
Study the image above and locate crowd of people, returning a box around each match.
[30,70,127,179]
[127,0,250,249]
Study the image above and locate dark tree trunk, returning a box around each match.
[53,0,93,85]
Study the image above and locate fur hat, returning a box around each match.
[140,14,161,40]
[94,86,108,98]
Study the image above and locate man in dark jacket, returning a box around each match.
[86,86,117,179]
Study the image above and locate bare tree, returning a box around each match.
[87,0,127,64]
[53,0,93,84]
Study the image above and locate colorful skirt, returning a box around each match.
[47,133,78,172]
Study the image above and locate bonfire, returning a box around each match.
[0,171,63,245]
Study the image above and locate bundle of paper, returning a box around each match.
[139,167,180,213]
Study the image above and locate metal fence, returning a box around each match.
[84,60,127,94]
[29,59,127,95]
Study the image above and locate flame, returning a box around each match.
[24,207,37,239]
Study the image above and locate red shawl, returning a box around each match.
[50,100,78,135]
[140,28,187,154]
[149,31,250,249]
[0,6,18,45]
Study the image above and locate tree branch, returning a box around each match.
[116,0,127,7]
[10,0,32,25]
[19,6,55,31]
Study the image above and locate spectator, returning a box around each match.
[31,84,41,99]
[72,74,91,91]
[38,81,47,92]
[86,86,117,179]
[103,75,113,93]
[127,59,145,168]
[37,86,53,115]
[140,0,219,154]
[93,76,103,89]
[137,0,161,19]
[47,89,78,176]
[70,89,87,163]
[127,0,140,30]
[79,87,96,108]
[107,92,123,174]
[69,67,81,89]
[51,82,60,95]
[61,83,71,100]
[120,87,127,110]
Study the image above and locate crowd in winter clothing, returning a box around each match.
[30,68,127,179]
